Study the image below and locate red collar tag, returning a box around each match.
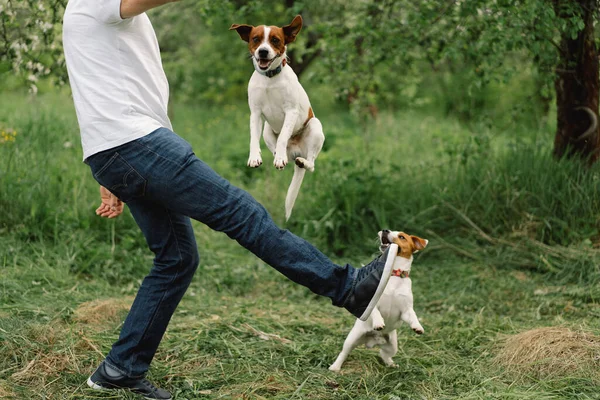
[392,269,410,278]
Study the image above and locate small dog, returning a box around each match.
[230,15,325,220]
[329,230,428,372]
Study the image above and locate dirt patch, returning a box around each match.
[495,326,600,380]
[74,297,133,330]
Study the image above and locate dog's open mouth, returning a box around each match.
[257,58,273,70]
[379,235,391,252]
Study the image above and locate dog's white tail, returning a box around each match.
[285,164,306,221]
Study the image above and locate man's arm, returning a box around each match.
[120,0,179,19]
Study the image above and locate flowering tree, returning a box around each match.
[0,0,67,93]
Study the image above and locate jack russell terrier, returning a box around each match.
[329,230,428,372]
[230,15,325,220]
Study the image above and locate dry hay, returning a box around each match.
[11,352,75,385]
[9,324,86,385]
[26,324,59,347]
[74,297,133,329]
[10,332,104,386]
[0,381,15,399]
[495,326,600,380]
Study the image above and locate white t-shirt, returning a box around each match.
[63,0,172,160]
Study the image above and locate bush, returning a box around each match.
[290,136,600,282]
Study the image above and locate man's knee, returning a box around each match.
[152,246,199,276]
[188,248,200,273]
[178,246,200,276]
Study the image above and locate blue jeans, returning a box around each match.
[85,127,358,377]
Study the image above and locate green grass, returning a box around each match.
[1,92,600,399]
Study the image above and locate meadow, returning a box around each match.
[1,87,600,400]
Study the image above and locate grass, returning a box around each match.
[1,91,600,399]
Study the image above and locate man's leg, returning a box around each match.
[85,127,392,385]
[126,129,356,306]
[103,199,199,377]
[127,129,391,317]
[85,193,198,399]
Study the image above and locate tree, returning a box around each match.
[2,0,599,164]
[313,0,599,162]
[553,0,599,163]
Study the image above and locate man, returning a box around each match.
[63,1,392,399]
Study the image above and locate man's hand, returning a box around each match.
[97,186,124,219]
[120,0,179,19]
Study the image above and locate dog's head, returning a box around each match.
[230,15,303,74]
[378,230,428,258]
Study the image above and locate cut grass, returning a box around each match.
[2,236,600,399]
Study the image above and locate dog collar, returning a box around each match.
[392,269,410,278]
[264,58,287,78]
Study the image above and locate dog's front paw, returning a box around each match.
[328,364,341,372]
[381,357,398,368]
[373,322,385,331]
[247,155,262,168]
[273,154,288,169]
[413,326,424,335]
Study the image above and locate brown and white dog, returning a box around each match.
[329,230,428,372]
[230,15,325,220]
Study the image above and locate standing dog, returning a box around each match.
[230,15,325,220]
[329,230,428,372]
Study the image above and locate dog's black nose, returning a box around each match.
[258,49,269,59]
[381,229,390,235]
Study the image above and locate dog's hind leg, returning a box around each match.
[329,324,366,372]
[274,110,299,169]
[295,117,324,172]
[379,330,398,368]
[263,122,277,156]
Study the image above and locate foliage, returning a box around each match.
[293,127,600,282]
[2,0,597,120]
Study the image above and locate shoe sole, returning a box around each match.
[87,377,172,400]
[87,377,104,391]
[358,243,397,321]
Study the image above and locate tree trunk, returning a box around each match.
[286,32,322,78]
[553,0,600,163]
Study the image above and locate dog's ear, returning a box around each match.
[411,236,428,251]
[282,15,303,44]
[230,24,254,42]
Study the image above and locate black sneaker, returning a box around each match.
[343,245,396,321]
[87,361,172,400]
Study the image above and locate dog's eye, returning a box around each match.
[399,235,405,240]
[271,37,280,45]
[252,37,260,43]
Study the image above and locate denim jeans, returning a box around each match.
[85,127,358,377]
